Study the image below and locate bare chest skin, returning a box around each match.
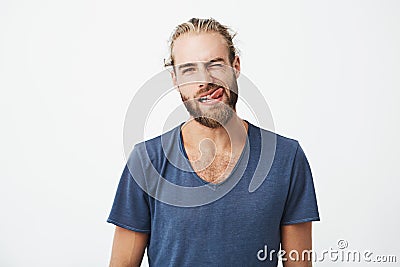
[181,119,249,184]
[185,149,241,184]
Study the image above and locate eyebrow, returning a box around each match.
[177,57,226,70]
[178,62,196,70]
[208,57,225,64]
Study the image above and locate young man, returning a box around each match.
[107,18,320,267]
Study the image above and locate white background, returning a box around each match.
[1,0,399,266]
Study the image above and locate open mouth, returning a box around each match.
[197,87,224,104]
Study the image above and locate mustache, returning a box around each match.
[196,83,225,97]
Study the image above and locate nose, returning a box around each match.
[196,64,213,88]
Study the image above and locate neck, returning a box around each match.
[180,114,248,155]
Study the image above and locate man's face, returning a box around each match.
[171,32,240,128]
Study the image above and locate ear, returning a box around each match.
[232,56,241,79]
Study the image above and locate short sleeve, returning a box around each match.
[280,142,320,225]
[106,154,151,233]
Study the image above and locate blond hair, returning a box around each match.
[164,17,238,67]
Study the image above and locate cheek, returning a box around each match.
[179,84,198,97]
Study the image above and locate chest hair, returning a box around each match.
[186,152,240,184]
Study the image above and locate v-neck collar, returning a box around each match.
[177,119,252,189]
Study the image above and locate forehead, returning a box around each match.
[172,32,230,65]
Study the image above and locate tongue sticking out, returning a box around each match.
[209,87,224,99]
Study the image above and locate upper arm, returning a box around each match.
[109,226,149,267]
[280,222,313,267]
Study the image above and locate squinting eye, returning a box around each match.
[208,63,225,71]
[210,63,223,68]
[182,68,195,74]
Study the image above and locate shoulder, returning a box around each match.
[275,132,300,156]
[250,122,300,156]
[248,122,305,173]
[129,124,180,165]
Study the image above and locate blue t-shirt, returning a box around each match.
[107,120,320,266]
